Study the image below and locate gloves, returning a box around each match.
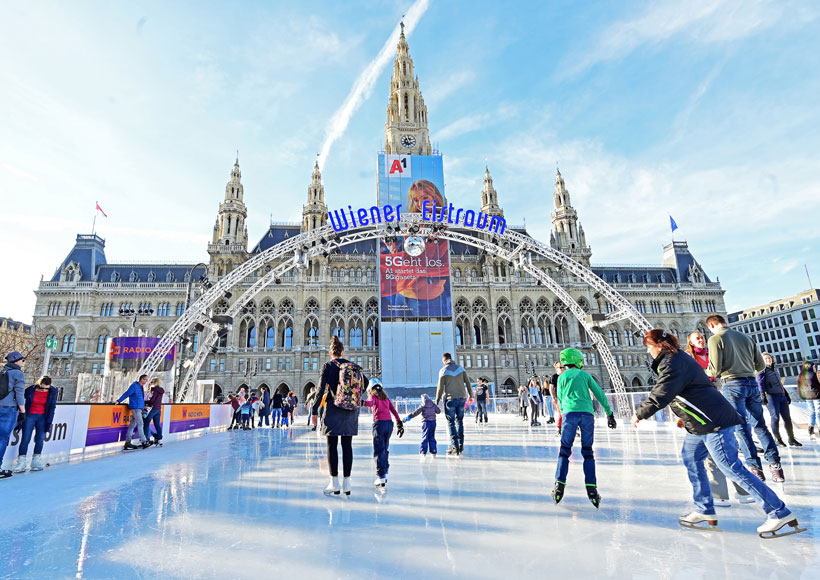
[761,394,768,405]
[607,414,617,429]
[396,421,405,438]
[785,393,792,404]
[13,412,25,434]
[402,415,411,423]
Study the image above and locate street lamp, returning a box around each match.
[174,262,209,401]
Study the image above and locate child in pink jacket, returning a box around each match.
[362,379,404,488]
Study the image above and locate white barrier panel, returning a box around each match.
[1,403,235,469]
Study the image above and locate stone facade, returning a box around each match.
[31,30,727,400]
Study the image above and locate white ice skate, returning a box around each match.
[679,511,722,531]
[30,455,45,471]
[12,456,27,473]
[342,477,351,496]
[324,476,341,496]
[374,476,386,488]
[714,498,731,508]
[757,514,806,539]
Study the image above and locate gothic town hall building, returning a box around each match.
[32,31,727,401]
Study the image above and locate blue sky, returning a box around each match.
[1,0,819,324]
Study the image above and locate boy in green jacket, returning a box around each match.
[552,348,617,508]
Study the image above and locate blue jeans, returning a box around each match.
[444,398,466,449]
[555,412,596,486]
[126,409,147,443]
[372,420,393,477]
[546,397,555,419]
[19,413,47,455]
[807,400,820,427]
[476,401,488,422]
[143,408,163,441]
[722,378,780,468]
[421,420,437,454]
[765,393,793,440]
[0,406,20,464]
[681,426,790,519]
[259,409,270,427]
[271,408,282,426]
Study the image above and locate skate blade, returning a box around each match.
[759,521,807,539]
[679,520,722,532]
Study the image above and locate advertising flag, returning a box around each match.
[670,215,678,233]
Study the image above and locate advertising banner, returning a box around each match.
[86,405,133,446]
[4,405,77,461]
[377,153,452,321]
[169,404,211,434]
[107,337,176,371]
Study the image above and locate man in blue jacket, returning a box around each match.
[116,374,150,449]
[1,351,27,479]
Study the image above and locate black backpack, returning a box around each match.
[0,369,9,400]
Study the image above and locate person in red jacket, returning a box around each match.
[13,376,58,473]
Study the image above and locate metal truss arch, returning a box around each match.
[137,217,651,414]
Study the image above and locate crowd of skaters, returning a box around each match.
[2,315,819,538]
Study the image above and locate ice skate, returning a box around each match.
[123,441,139,451]
[788,438,802,447]
[750,466,766,481]
[342,477,351,496]
[774,437,786,448]
[546,418,555,424]
[0,470,12,479]
[757,514,807,539]
[140,441,152,449]
[12,456,27,473]
[735,493,755,504]
[30,455,45,471]
[769,462,785,483]
[324,476,341,496]
[809,426,817,441]
[679,512,722,531]
[446,447,458,456]
[374,476,386,488]
[586,486,601,509]
[551,481,565,504]
[714,498,731,508]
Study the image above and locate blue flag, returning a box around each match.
[670,216,678,233]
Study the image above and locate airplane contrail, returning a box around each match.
[317,0,431,169]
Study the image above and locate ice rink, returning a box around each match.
[1,414,818,579]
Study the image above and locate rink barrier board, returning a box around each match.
[1,403,233,470]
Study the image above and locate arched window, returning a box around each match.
[349,322,363,348]
[248,325,256,348]
[62,334,76,353]
[455,324,464,347]
[96,334,108,354]
[266,326,275,348]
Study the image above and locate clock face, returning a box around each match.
[401,135,417,148]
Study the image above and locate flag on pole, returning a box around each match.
[95,202,108,218]
[669,215,678,233]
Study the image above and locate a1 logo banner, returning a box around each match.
[385,155,412,176]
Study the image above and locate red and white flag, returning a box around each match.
[95,202,108,218]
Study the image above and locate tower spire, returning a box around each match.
[208,157,249,276]
[480,166,503,217]
[550,168,591,265]
[384,22,432,155]
[303,160,328,232]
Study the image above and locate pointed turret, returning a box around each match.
[208,156,250,276]
[384,21,432,155]
[480,166,503,217]
[302,160,328,232]
[550,167,591,266]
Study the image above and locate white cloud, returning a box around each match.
[318,0,431,168]
[566,0,816,77]
[424,69,475,108]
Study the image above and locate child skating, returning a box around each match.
[362,379,404,488]
[552,348,617,508]
[404,393,441,458]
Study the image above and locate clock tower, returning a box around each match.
[384,22,432,155]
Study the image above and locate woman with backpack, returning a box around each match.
[312,336,367,496]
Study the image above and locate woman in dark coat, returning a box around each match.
[312,336,367,496]
[633,329,801,538]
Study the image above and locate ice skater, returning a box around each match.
[115,374,151,450]
[280,397,291,428]
[434,353,472,456]
[313,336,366,496]
[633,329,803,538]
[527,378,541,427]
[551,348,617,508]
[548,362,563,435]
[404,393,441,457]
[362,379,403,488]
[757,354,801,447]
[474,379,489,423]
[797,361,820,439]
[13,375,58,473]
[143,378,164,446]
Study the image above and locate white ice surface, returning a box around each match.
[1,415,818,579]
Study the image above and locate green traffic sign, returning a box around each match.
[45,337,57,350]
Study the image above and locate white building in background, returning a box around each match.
[729,288,820,380]
[31,30,728,400]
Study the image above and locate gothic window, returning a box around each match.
[349,320,363,348]
[665,301,676,313]
[305,319,319,347]
[635,301,647,314]
[455,324,464,347]
[658,273,666,283]
[471,269,478,280]
[609,329,620,347]
[498,316,512,345]
[147,271,156,282]
[366,298,378,316]
[129,271,138,283]
[266,325,275,348]
[349,298,363,315]
[176,302,185,316]
[554,316,570,345]
[61,333,76,353]
[330,298,345,315]
[96,334,109,354]
[473,317,488,345]
[304,299,319,315]
[331,318,345,343]
[111,271,119,282]
[260,299,274,314]
[166,271,175,283]
[455,298,470,314]
[279,319,294,348]
[279,299,295,316]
